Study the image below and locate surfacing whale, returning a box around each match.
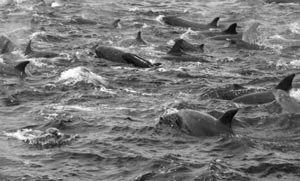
[24,40,59,58]
[0,61,30,78]
[232,74,295,105]
[159,109,238,137]
[95,46,159,68]
[173,38,204,52]
[162,16,220,30]
[162,39,209,62]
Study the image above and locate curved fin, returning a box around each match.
[223,23,237,34]
[1,40,10,54]
[24,40,32,55]
[208,17,220,27]
[275,73,295,92]
[218,109,238,130]
[136,31,147,44]
[112,19,121,28]
[168,39,184,55]
[198,44,204,51]
[15,61,30,77]
[122,53,152,68]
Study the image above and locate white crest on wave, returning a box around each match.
[57,66,108,86]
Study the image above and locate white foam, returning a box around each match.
[156,15,165,24]
[4,129,42,141]
[57,66,108,86]
[290,89,300,101]
[289,22,300,35]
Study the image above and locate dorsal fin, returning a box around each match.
[275,74,295,92]
[112,19,121,28]
[15,61,30,77]
[1,40,10,54]
[198,44,204,51]
[218,109,238,131]
[136,31,147,44]
[208,17,220,27]
[24,40,32,55]
[168,39,184,55]
[223,23,237,34]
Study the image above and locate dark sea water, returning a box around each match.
[1,0,300,180]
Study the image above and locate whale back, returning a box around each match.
[136,31,147,45]
[95,46,127,63]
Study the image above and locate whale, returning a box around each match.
[173,38,204,52]
[185,23,239,40]
[95,46,159,68]
[24,40,59,58]
[162,16,220,30]
[162,39,209,62]
[0,35,14,54]
[98,19,121,29]
[117,31,147,47]
[158,109,238,137]
[0,61,30,78]
[232,74,295,105]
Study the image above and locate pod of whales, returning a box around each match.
[95,46,158,68]
[232,74,295,105]
[0,61,30,78]
[24,40,59,58]
[159,109,238,137]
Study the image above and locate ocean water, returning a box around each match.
[0,0,300,180]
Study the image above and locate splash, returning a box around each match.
[289,22,300,35]
[4,128,79,149]
[57,66,108,86]
[242,22,262,44]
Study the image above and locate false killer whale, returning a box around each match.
[173,38,204,52]
[232,74,295,105]
[95,46,159,68]
[0,61,30,78]
[162,39,209,62]
[162,16,220,30]
[159,109,238,137]
[24,40,59,58]
[117,31,147,47]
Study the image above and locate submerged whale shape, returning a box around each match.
[69,16,98,25]
[159,109,238,137]
[0,61,30,78]
[232,74,295,105]
[162,39,209,62]
[227,39,264,50]
[0,35,14,54]
[95,46,158,68]
[117,31,147,47]
[162,16,220,30]
[24,40,59,58]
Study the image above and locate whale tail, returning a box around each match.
[15,61,30,78]
[122,53,153,68]
[218,109,238,132]
[136,31,147,45]
[208,17,220,27]
[24,40,32,56]
[168,39,184,55]
[223,23,238,34]
[275,73,295,92]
